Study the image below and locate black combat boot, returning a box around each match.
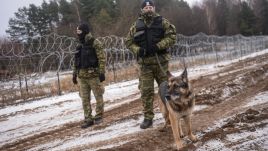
[94,117,103,125]
[140,119,153,129]
[81,120,94,129]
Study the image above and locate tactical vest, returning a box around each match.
[78,40,99,69]
[134,16,165,56]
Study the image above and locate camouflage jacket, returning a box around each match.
[126,13,176,65]
[73,33,106,78]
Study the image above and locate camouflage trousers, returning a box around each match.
[139,61,168,120]
[78,76,104,122]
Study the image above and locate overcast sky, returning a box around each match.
[0,0,44,37]
[0,0,201,37]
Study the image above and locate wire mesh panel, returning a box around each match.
[1,33,268,105]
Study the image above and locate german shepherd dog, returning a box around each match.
[158,68,197,150]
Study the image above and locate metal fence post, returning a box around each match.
[57,72,61,95]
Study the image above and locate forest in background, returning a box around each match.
[5,0,268,41]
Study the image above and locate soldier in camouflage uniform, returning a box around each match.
[73,23,106,128]
[126,0,176,129]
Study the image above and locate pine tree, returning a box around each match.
[41,0,59,32]
[28,4,51,36]
[226,3,240,35]
[263,0,268,34]
[6,1,61,41]
[79,0,117,21]
[252,0,268,35]
[239,2,257,36]
[191,5,209,34]
[6,7,34,42]
[58,0,77,25]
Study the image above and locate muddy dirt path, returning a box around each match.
[1,53,268,151]
[96,53,268,151]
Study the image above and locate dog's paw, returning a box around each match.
[190,134,198,142]
[179,132,184,138]
[174,141,185,150]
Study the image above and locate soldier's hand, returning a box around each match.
[99,73,105,82]
[138,47,146,58]
[72,73,78,85]
[152,44,160,53]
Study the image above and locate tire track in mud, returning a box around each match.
[0,99,77,120]
[1,53,268,151]
[0,94,145,151]
[101,85,268,150]
[97,54,268,150]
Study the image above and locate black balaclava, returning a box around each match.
[77,23,90,43]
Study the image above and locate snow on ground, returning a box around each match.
[2,49,268,90]
[91,140,132,151]
[1,71,72,90]
[0,99,82,145]
[198,121,268,151]
[197,122,268,151]
[51,116,144,151]
[0,92,80,116]
[0,80,140,146]
[226,123,268,143]
[243,91,268,108]
[167,49,268,86]
[197,139,231,151]
[28,105,206,151]
[196,91,268,151]
[0,49,268,148]
[226,125,268,151]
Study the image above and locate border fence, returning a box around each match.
[1,33,268,105]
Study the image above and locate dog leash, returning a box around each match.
[155,53,188,76]
[181,55,187,69]
[155,53,167,76]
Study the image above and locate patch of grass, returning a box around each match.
[1,57,221,106]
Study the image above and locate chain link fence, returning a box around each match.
[1,33,268,105]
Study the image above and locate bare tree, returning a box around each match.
[204,0,218,34]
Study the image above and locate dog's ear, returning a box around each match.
[181,68,188,83]
[166,71,173,79]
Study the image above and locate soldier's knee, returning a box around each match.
[141,87,154,94]
[94,85,105,95]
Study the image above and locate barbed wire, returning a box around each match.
[0,33,267,104]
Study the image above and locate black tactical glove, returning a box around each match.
[99,73,105,82]
[152,44,160,53]
[138,47,146,58]
[72,73,78,85]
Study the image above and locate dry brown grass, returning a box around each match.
[105,65,139,84]
[0,85,49,107]
[0,66,148,106]
[52,65,140,93]
[51,75,79,94]
[1,57,220,106]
